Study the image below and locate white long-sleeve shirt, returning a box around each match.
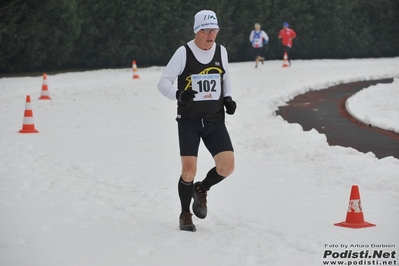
[249,30,269,48]
[158,40,232,100]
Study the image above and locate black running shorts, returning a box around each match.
[177,118,234,157]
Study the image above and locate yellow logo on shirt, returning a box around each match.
[184,67,223,90]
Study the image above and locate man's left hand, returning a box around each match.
[223,96,237,115]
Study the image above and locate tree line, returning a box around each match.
[1,0,398,74]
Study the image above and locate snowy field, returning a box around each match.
[1,57,399,266]
[346,77,399,133]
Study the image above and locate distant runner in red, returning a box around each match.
[278,22,296,66]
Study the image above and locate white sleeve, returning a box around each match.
[157,46,186,100]
[249,30,254,42]
[221,45,232,98]
[262,31,269,41]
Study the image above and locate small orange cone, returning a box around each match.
[282,52,289,68]
[39,73,51,100]
[132,60,140,79]
[334,185,375,229]
[19,95,39,133]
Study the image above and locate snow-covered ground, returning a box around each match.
[346,77,399,133]
[1,57,398,266]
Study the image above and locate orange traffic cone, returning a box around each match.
[334,185,375,229]
[19,95,39,133]
[282,52,289,68]
[132,60,140,79]
[39,73,51,100]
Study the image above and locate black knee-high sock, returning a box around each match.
[178,176,193,212]
[201,167,224,191]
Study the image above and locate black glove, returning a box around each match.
[177,89,198,105]
[223,96,236,115]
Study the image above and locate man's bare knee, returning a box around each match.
[216,163,234,177]
[181,170,195,182]
[214,151,235,177]
[181,156,197,182]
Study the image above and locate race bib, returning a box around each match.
[253,38,262,47]
[191,74,221,101]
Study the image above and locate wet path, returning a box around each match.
[276,78,399,159]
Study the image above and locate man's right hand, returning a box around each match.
[177,89,198,105]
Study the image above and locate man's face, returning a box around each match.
[195,29,219,50]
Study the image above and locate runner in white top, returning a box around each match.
[249,23,269,68]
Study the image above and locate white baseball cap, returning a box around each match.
[193,10,219,34]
